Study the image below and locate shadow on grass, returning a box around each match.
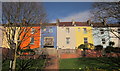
[60,57,120,71]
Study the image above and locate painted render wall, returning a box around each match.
[41,26,57,48]
[20,27,40,49]
[92,27,110,48]
[109,27,120,47]
[75,26,94,48]
[57,26,76,49]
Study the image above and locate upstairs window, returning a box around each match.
[31,28,35,34]
[49,27,53,33]
[24,28,27,32]
[102,38,106,44]
[100,29,104,34]
[84,38,88,43]
[66,37,70,44]
[66,28,70,33]
[83,28,87,34]
[30,37,34,44]
[43,28,47,32]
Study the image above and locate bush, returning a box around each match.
[19,49,35,55]
[78,43,94,50]
[109,41,115,46]
[105,46,114,53]
[94,45,103,51]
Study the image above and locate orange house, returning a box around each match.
[20,26,40,49]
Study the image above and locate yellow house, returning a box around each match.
[75,22,94,48]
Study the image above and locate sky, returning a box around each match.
[43,2,94,23]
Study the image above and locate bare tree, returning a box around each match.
[90,2,120,23]
[2,2,48,70]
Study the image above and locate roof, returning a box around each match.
[91,23,120,27]
[59,22,90,27]
[1,22,120,27]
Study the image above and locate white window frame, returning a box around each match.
[83,28,87,34]
[31,28,35,34]
[66,37,70,44]
[84,37,88,43]
[66,28,70,33]
[30,37,34,44]
[102,38,106,44]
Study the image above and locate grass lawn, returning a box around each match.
[60,57,120,71]
[2,59,45,71]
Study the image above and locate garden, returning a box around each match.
[60,57,120,71]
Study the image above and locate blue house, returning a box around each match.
[41,24,57,48]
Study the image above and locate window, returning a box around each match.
[102,38,106,44]
[30,37,34,44]
[118,29,120,34]
[66,37,70,44]
[83,28,87,34]
[44,37,54,46]
[49,27,53,33]
[31,28,35,34]
[78,28,80,32]
[24,28,26,32]
[100,29,104,34]
[43,28,46,32]
[66,28,70,33]
[84,38,88,43]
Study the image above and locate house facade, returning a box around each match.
[75,22,94,48]
[108,24,120,47]
[41,23,57,48]
[20,25,41,49]
[91,23,110,48]
[57,21,94,49]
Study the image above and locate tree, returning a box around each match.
[91,2,120,23]
[91,2,120,40]
[2,2,48,70]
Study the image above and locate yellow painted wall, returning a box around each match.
[75,26,94,48]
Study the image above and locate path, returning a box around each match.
[44,55,59,71]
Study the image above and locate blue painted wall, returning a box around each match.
[41,26,57,48]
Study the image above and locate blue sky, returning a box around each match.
[43,2,93,23]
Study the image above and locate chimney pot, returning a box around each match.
[56,19,60,26]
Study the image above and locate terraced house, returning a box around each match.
[41,23,57,48]
[1,24,41,49]
[108,23,120,47]
[91,22,110,48]
[57,20,94,49]
[91,22,120,48]
[20,24,41,49]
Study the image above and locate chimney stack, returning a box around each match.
[87,19,91,25]
[103,18,107,26]
[72,19,75,26]
[56,19,60,26]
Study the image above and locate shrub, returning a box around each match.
[94,45,103,51]
[109,41,115,46]
[105,46,114,53]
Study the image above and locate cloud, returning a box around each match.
[51,10,91,23]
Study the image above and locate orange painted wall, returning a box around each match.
[20,27,40,49]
